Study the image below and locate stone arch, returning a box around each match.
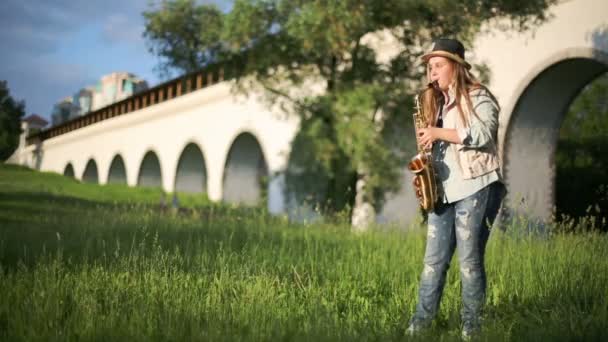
[63,163,75,178]
[501,48,608,221]
[107,154,127,185]
[174,142,207,194]
[222,132,268,206]
[137,150,163,188]
[82,159,99,184]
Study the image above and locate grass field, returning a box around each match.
[0,163,607,341]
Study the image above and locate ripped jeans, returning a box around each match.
[410,181,504,328]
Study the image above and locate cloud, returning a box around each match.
[0,0,152,65]
[0,2,75,58]
[2,56,95,117]
[0,0,150,117]
[102,13,145,45]
[0,0,232,119]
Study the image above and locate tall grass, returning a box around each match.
[0,164,606,341]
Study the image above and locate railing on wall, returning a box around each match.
[26,63,234,145]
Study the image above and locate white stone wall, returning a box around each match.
[472,0,608,147]
[10,0,608,224]
[378,0,608,223]
[17,82,299,215]
[474,0,608,220]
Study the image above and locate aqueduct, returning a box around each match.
[8,0,608,224]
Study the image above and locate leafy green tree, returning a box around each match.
[144,0,556,229]
[143,0,225,78]
[556,73,608,227]
[0,81,25,161]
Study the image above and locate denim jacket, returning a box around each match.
[445,87,501,179]
[432,86,502,203]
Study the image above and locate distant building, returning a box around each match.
[51,97,76,127]
[91,72,148,111]
[51,72,148,126]
[6,114,49,165]
[73,87,95,116]
[23,114,49,130]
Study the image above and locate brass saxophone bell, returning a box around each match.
[408,85,439,212]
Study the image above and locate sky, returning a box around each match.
[0,0,231,122]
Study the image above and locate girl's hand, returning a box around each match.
[417,126,439,149]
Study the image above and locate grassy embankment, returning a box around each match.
[0,164,606,341]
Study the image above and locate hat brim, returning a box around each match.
[422,51,472,70]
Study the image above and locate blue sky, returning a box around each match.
[0,0,231,122]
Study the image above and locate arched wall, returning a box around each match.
[82,159,98,184]
[16,0,606,225]
[222,132,268,206]
[107,154,128,184]
[21,82,298,213]
[137,150,163,188]
[500,49,608,220]
[447,0,608,224]
[174,142,207,194]
[63,163,75,178]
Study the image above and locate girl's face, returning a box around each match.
[427,56,455,91]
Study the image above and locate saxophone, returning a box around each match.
[408,83,439,211]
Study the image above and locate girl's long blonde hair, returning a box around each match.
[421,60,499,127]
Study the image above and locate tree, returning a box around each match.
[555,73,608,227]
[143,0,225,78]
[0,81,25,161]
[144,0,556,230]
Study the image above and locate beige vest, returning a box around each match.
[443,93,500,180]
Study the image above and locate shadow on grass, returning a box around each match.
[482,290,608,341]
[0,189,346,273]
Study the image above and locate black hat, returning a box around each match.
[421,38,471,70]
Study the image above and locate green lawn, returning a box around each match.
[0,163,606,341]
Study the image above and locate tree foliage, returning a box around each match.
[144,0,556,223]
[0,81,25,161]
[143,0,225,78]
[555,73,608,224]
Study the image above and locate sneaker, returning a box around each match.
[405,318,430,336]
[461,321,480,340]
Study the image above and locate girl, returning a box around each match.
[407,38,506,339]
